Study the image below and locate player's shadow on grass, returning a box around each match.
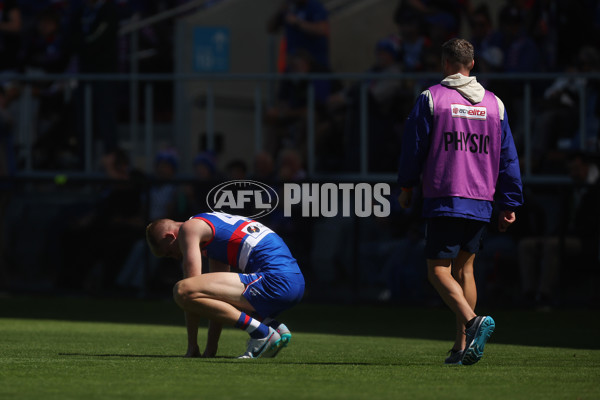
[59,352,183,358]
[58,353,389,365]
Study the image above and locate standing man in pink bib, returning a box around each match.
[397,38,523,365]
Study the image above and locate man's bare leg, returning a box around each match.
[173,273,278,358]
[173,273,255,325]
[452,251,477,351]
[427,258,477,325]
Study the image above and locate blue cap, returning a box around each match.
[193,152,217,175]
[376,36,401,60]
[155,150,178,170]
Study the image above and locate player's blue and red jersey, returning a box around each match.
[191,212,301,275]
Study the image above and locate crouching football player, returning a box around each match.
[146,212,305,358]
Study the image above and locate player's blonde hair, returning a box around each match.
[145,218,173,257]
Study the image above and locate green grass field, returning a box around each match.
[1,296,599,400]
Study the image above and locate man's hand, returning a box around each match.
[285,13,300,26]
[398,189,413,209]
[184,345,201,358]
[498,210,516,232]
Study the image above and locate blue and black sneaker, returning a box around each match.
[444,349,464,365]
[462,316,495,365]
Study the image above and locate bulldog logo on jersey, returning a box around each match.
[247,225,260,234]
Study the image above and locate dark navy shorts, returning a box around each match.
[239,271,305,318]
[425,217,487,259]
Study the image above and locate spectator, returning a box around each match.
[19,8,69,74]
[70,0,119,160]
[0,0,22,72]
[117,149,179,292]
[531,46,600,172]
[149,149,179,221]
[225,159,248,180]
[277,148,306,182]
[57,148,145,292]
[72,0,118,74]
[547,0,595,71]
[369,37,404,115]
[499,5,540,74]
[396,12,431,72]
[469,4,503,75]
[394,0,468,39]
[365,37,409,173]
[0,86,16,178]
[333,35,408,172]
[119,0,176,119]
[593,0,600,51]
[252,151,276,183]
[0,85,16,287]
[14,1,66,30]
[181,151,218,216]
[518,152,600,308]
[19,8,73,170]
[526,0,559,71]
[267,0,330,69]
[192,151,218,181]
[265,50,335,157]
[492,4,541,148]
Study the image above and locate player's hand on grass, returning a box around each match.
[184,345,201,358]
[498,210,516,232]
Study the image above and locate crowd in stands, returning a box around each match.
[0,0,204,172]
[264,0,600,178]
[0,0,596,174]
[0,0,599,307]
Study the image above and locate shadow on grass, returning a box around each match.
[2,295,599,350]
[59,352,183,358]
[58,353,394,365]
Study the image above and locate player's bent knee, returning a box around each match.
[173,279,193,306]
[173,277,211,306]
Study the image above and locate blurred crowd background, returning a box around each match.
[0,0,599,310]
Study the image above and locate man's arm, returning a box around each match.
[285,15,329,36]
[397,92,433,208]
[201,259,230,358]
[178,219,214,357]
[284,2,329,37]
[267,1,288,33]
[84,4,118,45]
[495,110,524,231]
[179,219,212,277]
